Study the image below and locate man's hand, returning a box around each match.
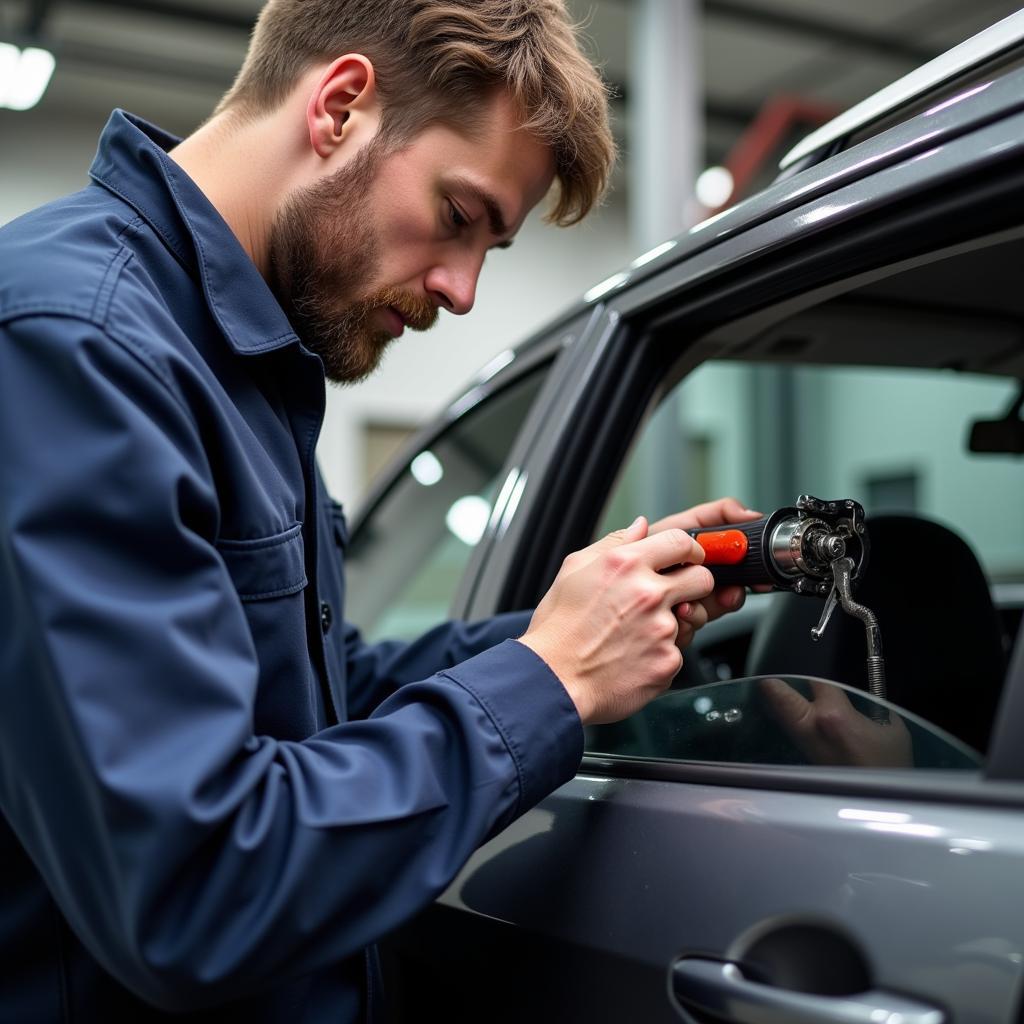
[760,678,913,768]
[519,517,713,725]
[649,497,764,650]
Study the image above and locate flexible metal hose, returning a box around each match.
[832,557,889,724]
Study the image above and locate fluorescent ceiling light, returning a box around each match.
[410,451,444,487]
[695,166,734,210]
[445,495,491,546]
[0,43,56,111]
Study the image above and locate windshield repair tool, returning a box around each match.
[688,496,889,722]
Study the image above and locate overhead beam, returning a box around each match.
[57,37,237,86]
[69,0,257,32]
[704,0,937,66]
[25,0,55,35]
[48,46,761,134]
[72,0,942,67]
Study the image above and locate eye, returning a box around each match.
[446,198,469,230]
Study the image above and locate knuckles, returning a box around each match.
[816,709,848,739]
[667,528,703,563]
[644,613,678,643]
[656,647,684,679]
[561,550,583,573]
[603,548,638,577]
[632,580,664,612]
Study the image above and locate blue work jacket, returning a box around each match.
[0,110,583,1022]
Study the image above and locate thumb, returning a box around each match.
[559,516,650,577]
[573,516,651,573]
[598,515,648,548]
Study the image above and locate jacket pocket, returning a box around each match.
[216,523,307,602]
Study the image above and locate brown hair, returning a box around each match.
[216,0,614,225]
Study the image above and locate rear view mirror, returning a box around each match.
[968,381,1024,455]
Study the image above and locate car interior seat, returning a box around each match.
[744,514,1007,754]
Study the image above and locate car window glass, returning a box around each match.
[588,676,981,771]
[345,369,546,642]
[589,360,1022,768]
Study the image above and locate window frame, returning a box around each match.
[347,318,594,629]
[463,113,1024,795]
[348,337,559,539]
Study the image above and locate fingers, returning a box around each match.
[699,585,746,623]
[624,528,705,572]
[650,497,763,534]
[592,515,648,550]
[759,677,813,734]
[675,599,709,632]
[567,516,649,573]
[674,598,709,651]
[656,562,715,607]
[686,497,763,529]
[805,678,847,709]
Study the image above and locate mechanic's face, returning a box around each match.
[268,92,555,383]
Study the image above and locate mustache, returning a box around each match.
[371,288,439,332]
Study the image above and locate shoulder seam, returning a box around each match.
[90,216,143,325]
[0,310,187,419]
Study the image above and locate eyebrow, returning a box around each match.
[449,177,515,249]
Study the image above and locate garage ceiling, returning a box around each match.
[0,0,1021,172]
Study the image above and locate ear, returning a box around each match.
[305,54,380,159]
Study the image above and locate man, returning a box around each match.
[0,1,756,1020]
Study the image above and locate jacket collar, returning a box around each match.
[89,109,299,356]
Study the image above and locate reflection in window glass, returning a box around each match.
[345,370,546,642]
[587,676,981,770]
[592,360,1020,764]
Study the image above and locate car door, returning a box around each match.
[377,81,1024,1024]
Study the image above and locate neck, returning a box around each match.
[169,109,291,279]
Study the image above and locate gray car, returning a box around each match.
[345,12,1024,1023]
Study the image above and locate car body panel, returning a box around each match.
[611,104,1024,322]
[780,9,1024,169]
[358,35,1024,1024]
[432,775,1024,1022]
[535,64,1024,324]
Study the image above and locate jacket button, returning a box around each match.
[320,600,333,635]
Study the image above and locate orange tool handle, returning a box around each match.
[691,529,750,565]
[687,517,773,586]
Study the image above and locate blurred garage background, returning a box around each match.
[1,0,1020,507]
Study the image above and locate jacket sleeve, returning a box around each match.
[0,315,582,1012]
[342,611,535,719]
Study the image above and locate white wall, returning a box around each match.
[1,109,634,512]
[0,110,112,225]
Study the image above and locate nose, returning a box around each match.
[424,256,481,316]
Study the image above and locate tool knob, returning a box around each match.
[688,517,776,588]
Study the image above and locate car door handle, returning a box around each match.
[671,957,946,1024]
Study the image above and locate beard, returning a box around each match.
[267,139,438,384]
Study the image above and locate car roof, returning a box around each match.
[510,61,1024,349]
[780,8,1024,171]
[505,15,1024,364]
